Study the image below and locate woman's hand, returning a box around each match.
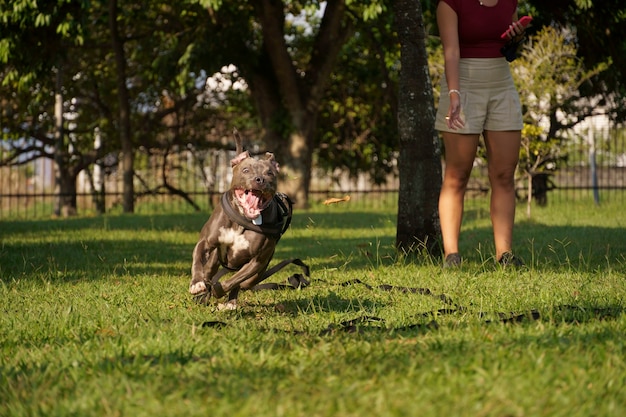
[504,18,527,41]
[446,92,465,130]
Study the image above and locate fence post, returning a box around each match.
[94,128,106,214]
[588,129,600,206]
[53,66,64,217]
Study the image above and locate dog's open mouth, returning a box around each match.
[234,189,273,219]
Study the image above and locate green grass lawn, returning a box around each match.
[1,198,625,417]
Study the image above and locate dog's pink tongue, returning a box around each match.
[243,192,262,218]
[235,189,263,219]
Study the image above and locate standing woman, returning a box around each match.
[436,0,527,267]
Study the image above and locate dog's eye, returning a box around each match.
[242,168,250,174]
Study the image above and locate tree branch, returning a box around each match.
[305,1,353,111]
[252,0,304,118]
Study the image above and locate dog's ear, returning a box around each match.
[231,151,250,167]
[265,152,280,172]
[233,128,244,155]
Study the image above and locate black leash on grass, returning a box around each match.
[252,258,311,291]
[200,277,542,334]
[337,279,541,328]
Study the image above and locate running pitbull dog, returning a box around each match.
[189,130,292,310]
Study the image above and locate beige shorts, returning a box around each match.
[435,58,523,134]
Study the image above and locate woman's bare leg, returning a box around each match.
[439,132,481,258]
[483,130,521,260]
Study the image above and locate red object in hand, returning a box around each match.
[501,16,533,39]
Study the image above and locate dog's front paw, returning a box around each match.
[189,281,207,295]
[216,299,238,311]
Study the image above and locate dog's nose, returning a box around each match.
[254,176,264,184]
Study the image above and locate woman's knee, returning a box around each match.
[443,173,471,195]
[487,158,517,185]
[488,169,516,190]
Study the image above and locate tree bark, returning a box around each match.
[108,0,134,213]
[393,0,442,254]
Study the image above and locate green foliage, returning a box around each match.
[574,0,593,10]
[316,8,399,184]
[1,201,625,416]
[0,0,87,89]
[514,26,610,129]
[347,0,387,21]
[518,124,562,173]
[527,0,626,121]
[511,26,610,210]
[195,0,222,8]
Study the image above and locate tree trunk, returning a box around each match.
[53,65,78,217]
[281,126,314,208]
[109,0,134,213]
[57,171,78,218]
[393,0,442,254]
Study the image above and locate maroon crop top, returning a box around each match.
[439,0,517,58]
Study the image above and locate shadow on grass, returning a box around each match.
[459,219,626,272]
[0,239,192,283]
[0,212,205,234]
[198,295,625,337]
[87,300,624,378]
[195,276,625,336]
[544,303,625,324]
[1,211,625,285]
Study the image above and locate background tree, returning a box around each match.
[1,0,232,215]
[2,0,393,211]
[512,26,609,216]
[528,0,626,123]
[0,0,94,217]
[316,8,399,186]
[107,0,135,213]
[193,0,357,208]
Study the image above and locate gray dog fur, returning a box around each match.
[189,130,282,310]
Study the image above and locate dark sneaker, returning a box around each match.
[443,253,462,268]
[498,252,525,268]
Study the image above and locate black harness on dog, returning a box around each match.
[220,191,293,241]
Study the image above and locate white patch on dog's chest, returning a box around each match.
[218,226,250,255]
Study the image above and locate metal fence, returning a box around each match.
[0,149,403,218]
[1,127,625,218]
